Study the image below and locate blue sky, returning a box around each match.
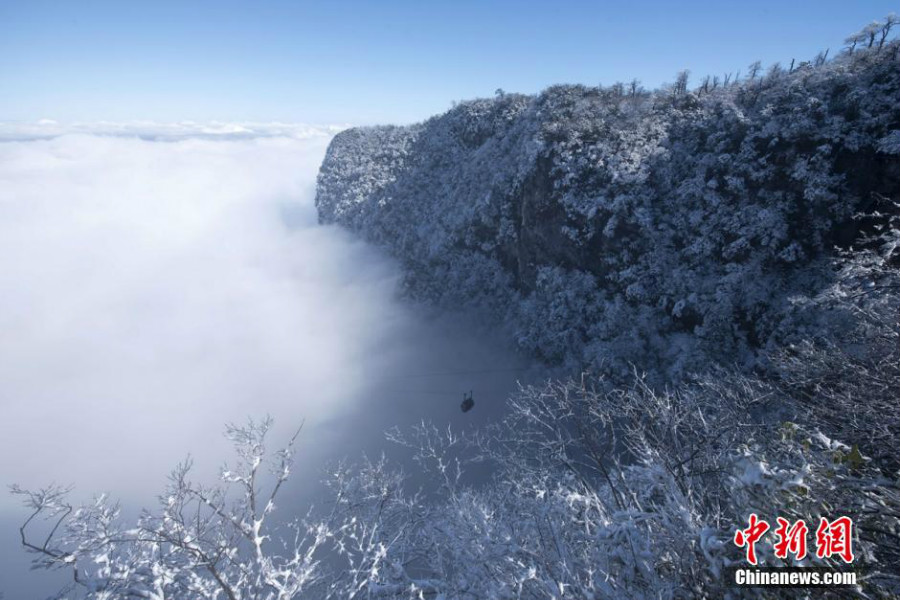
[1,0,895,125]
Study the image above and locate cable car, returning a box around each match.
[460,391,474,413]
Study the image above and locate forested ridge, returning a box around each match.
[317,33,899,381]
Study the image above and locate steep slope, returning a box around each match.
[317,43,900,381]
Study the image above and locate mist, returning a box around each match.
[0,124,536,597]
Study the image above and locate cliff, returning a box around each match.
[317,43,900,380]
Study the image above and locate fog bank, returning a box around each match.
[0,125,534,597]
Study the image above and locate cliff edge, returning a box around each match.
[317,44,900,380]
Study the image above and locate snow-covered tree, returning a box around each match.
[13,419,336,599]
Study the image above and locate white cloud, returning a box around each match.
[0,126,532,596]
[0,125,530,503]
[0,130,389,497]
[0,119,349,141]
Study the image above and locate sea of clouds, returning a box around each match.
[0,119,349,141]
[0,122,531,596]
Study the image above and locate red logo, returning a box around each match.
[733,515,854,565]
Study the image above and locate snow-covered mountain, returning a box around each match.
[317,41,899,381]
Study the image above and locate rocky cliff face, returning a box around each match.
[317,44,900,381]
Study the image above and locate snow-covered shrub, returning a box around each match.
[12,419,341,600]
[16,316,898,598]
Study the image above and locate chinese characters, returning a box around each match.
[734,515,854,565]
